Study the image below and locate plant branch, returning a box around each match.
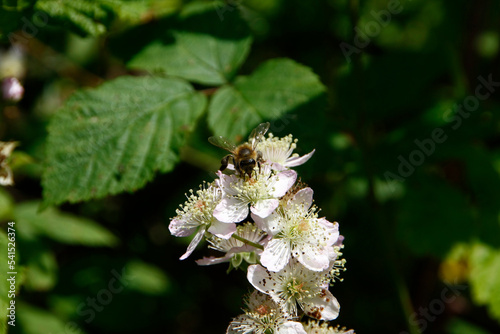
[231,234,264,250]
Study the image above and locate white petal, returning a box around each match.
[327,246,340,261]
[261,239,291,272]
[318,219,339,246]
[213,197,249,223]
[296,243,330,271]
[196,255,231,266]
[289,187,313,210]
[250,198,279,218]
[208,220,236,239]
[270,169,297,197]
[251,210,281,235]
[277,321,307,334]
[268,162,285,171]
[0,141,17,156]
[226,315,246,334]
[247,264,275,294]
[0,166,14,186]
[168,218,197,237]
[303,289,340,320]
[250,212,267,233]
[217,171,239,196]
[179,227,205,260]
[285,149,315,167]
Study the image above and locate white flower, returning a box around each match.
[169,183,236,260]
[0,141,17,186]
[196,223,267,266]
[247,261,340,320]
[253,187,340,272]
[214,165,297,223]
[227,291,306,334]
[303,320,355,334]
[257,134,315,170]
[2,77,24,102]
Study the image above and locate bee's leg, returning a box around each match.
[256,151,263,174]
[235,159,243,177]
[220,155,231,172]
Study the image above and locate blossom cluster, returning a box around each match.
[169,125,354,334]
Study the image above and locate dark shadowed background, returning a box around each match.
[1,0,500,333]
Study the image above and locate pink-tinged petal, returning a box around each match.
[250,198,279,218]
[327,246,339,261]
[277,322,307,334]
[289,187,313,210]
[268,162,285,171]
[296,243,330,271]
[270,169,297,197]
[335,234,345,247]
[213,197,249,223]
[261,239,291,272]
[303,289,340,320]
[179,227,205,260]
[250,212,267,232]
[285,149,315,167]
[196,255,232,266]
[247,264,275,294]
[251,211,281,235]
[216,171,240,196]
[168,218,197,237]
[208,220,236,239]
[318,219,339,245]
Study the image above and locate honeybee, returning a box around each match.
[209,122,270,177]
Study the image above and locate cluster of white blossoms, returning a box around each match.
[169,127,354,334]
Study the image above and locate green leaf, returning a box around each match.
[102,0,180,25]
[447,318,492,334]
[14,201,119,247]
[208,58,326,140]
[21,240,58,291]
[396,177,473,258]
[124,260,170,294]
[35,0,110,36]
[0,188,14,221]
[469,242,500,322]
[17,302,88,334]
[42,76,206,206]
[128,2,252,85]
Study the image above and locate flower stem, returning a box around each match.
[231,234,264,250]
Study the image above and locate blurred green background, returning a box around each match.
[1,0,500,333]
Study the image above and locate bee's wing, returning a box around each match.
[208,136,237,153]
[249,122,270,148]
